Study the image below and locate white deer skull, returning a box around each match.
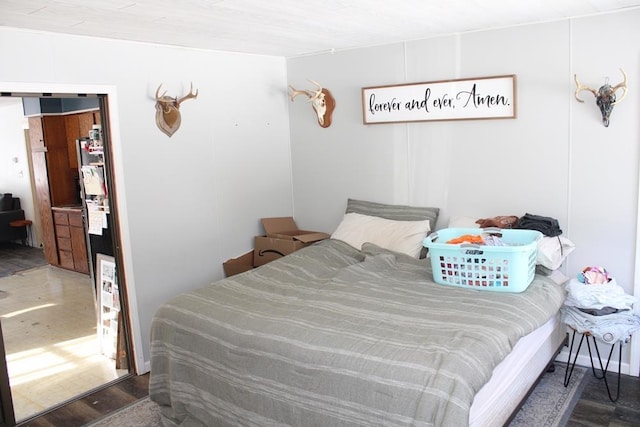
[155,82,198,137]
[574,69,627,127]
[289,80,336,128]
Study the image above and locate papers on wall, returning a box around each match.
[81,165,105,196]
[88,206,108,235]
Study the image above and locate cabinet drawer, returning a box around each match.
[56,225,71,239]
[53,212,69,225]
[68,212,83,227]
[58,250,74,269]
[57,237,72,251]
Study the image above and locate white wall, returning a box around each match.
[287,10,640,373]
[0,100,36,230]
[1,8,638,376]
[0,27,293,370]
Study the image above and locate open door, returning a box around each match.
[95,95,131,370]
[76,97,130,370]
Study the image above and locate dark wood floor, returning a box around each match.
[567,371,640,427]
[17,373,149,427]
[13,368,640,426]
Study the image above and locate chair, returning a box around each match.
[0,193,28,244]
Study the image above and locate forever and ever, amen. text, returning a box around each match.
[368,83,511,116]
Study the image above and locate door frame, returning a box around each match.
[0,323,15,426]
[0,81,143,373]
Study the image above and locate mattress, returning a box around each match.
[470,313,566,426]
[150,239,566,426]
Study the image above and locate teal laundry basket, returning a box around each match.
[423,228,542,293]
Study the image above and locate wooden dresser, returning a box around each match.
[52,206,89,274]
[28,111,101,270]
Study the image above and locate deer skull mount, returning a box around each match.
[288,80,336,128]
[574,69,628,127]
[155,82,198,137]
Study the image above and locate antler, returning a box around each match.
[611,68,628,105]
[289,80,326,102]
[177,82,198,105]
[574,74,598,103]
[155,84,168,100]
[288,85,314,101]
[308,79,324,97]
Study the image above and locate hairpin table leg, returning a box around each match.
[586,334,621,402]
[564,329,586,387]
[563,328,623,402]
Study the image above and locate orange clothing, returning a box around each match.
[446,234,485,244]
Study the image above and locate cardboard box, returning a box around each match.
[222,251,255,277]
[253,217,330,266]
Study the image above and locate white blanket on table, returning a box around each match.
[564,278,637,311]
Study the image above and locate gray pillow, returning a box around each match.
[345,198,439,231]
[345,198,439,258]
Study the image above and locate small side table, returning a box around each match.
[9,219,33,247]
[563,328,625,402]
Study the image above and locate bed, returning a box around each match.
[149,210,567,427]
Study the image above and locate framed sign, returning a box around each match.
[362,75,516,124]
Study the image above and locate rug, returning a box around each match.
[509,364,588,427]
[86,397,163,427]
[88,365,588,427]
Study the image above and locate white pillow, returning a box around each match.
[537,236,576,270]
[331,212,431,258]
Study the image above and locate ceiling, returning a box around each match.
[1,0,640,57]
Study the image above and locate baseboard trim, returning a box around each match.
[555,346,632,376]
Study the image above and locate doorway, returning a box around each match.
[0,92,134,424]
[0,265,126,421]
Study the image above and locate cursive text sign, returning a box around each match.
[362,75,516,124]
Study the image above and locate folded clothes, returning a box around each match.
[515,213,562,237]
[561,305,640,344]
[578,307,620,316]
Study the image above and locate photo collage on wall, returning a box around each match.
[97,254,120,360]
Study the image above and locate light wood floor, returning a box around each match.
[0,265,127,420]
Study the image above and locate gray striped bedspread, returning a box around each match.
[149,239,565,426]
